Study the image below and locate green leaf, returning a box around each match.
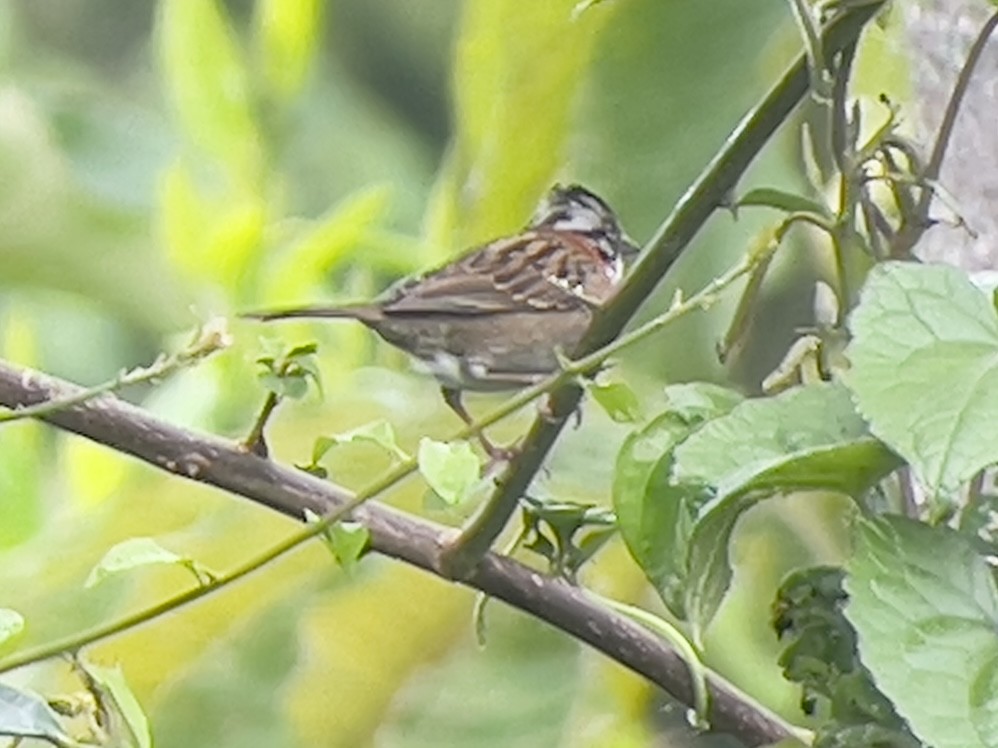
[311,421,410,464]
[662,382,745,421]
[675,383,901,643]
[264,184,393,301]
[328,522,370,573]
[81,661,152,748]
[157,0,261,180]
[425,0,615,251]
[0,608,24,648]
[612,386,742,617]
[253,0,321,99]
[378,609,582,747]
[0,682,75,747]
[845,516,998,748]
[257,369,309,400]
[286,342,319,359]
[844,262,998,497]
[674,382,870,484]
[587,380,643,423]
[417,438,481,506]
[304,510,371,573]
[85,537,213,588]
[735,187,831,217]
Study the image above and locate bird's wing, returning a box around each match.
[380,234,595,315]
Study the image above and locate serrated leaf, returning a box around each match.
[674,383,869,483]
[588,381,642,423]
[0,609,24,648]
[0,682,75,747]
[81,661,151,748]
[674,383,900,643]
[312,421,410,464]
[844,262,998,497]
[845,516,998,748]
[417,438,481,506]
[85,537,210,588]
[662,383,745,422]
[735,187,831,217]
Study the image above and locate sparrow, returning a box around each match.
[244,184,639,458]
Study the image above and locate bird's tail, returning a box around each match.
[240,305,380,323]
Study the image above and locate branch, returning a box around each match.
[0,359,795,747]
[440,1,886,575]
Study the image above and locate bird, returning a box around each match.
[244,184,639,458]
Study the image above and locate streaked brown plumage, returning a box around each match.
[244,184,638,457]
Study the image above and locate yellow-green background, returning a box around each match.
[0,1,908,746]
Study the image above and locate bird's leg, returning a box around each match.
[441,386,515,462]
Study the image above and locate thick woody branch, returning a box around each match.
[0,359,793,746]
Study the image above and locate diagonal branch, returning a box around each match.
[0,359,797,746]
[439,1,886,576]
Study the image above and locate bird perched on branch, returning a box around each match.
[244,184,639,458]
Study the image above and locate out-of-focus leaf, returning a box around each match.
[157,0,261,182]
[0,609,24,648]
[425,0,616,251]
[85,537,214,588]
[845,262,998,499]
[159,160,267,292]
[263,185,393,302]
[378,607,582,748]
[0,682,75,747]
[63,439,129,509]
[81,661,152,748]
[569,0,789,239]
[417,438,481,506]
[254,0,322,99]
[0,312,42,546]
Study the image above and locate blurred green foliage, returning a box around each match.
[0,1,911,746]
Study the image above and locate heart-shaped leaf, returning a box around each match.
[846,516,998,748]
[844,262,998,497]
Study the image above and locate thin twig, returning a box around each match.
[0,319,230,424]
